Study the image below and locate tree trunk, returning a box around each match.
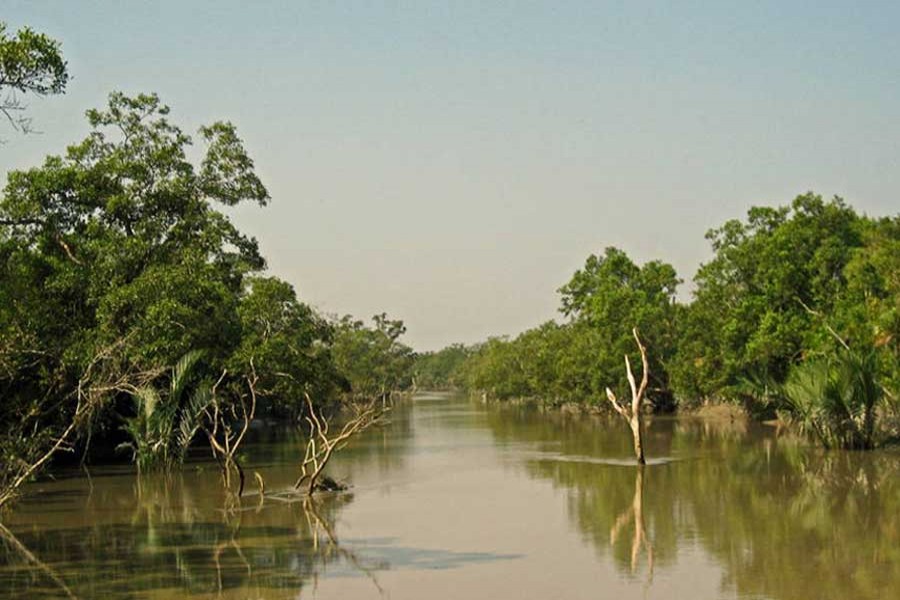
[630,414,645,465]
[605,327,650,465]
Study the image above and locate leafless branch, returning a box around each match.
[604,327,649,464]
[202,366,257,499]
[295,394,388,495]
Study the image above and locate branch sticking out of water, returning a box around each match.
[295,393,389,495]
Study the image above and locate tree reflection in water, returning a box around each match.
[0,522,77,599]
[485,406,900,600]
[608,467,653,582]
[0,472,385,599]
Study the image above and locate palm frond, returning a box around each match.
[131,386,161,422]
[780,349,884,449]
[171,350,204,402]
[176,384,213,454]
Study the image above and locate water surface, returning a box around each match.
[2,392,898,599]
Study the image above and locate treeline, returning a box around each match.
[422,195,899,445]
[413,344,471,390]
[0,91,414,496]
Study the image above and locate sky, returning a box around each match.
[2,1,899,351]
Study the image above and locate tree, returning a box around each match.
[1,89,414,513]
[0,21,68,134]
[117,350,208,472]
[229,276,340,417]
[0,92,269,381]
[605,328,650,464]
[773,348,882,450]
[461,335,531,400]
[295,393,388,495]
[454,193,896,426]
[834,216,900,401]
[196,365,259,498]
[0,337,152,510]
[0,92,277,496]
[559,247,680,409]
[0,92,267,435]
[670,194,867,405]
[413,343,472,389]
[455,249,680,409]
[331,314,414,402]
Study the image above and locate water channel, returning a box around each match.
[2,392,898,599]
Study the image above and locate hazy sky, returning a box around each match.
[3,1,899,350]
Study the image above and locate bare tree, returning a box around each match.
[606,328,650,465]
[295,393,387,495]
[0,392,90,510]
[197,369,258,499]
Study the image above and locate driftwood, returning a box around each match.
[606,328,650,465]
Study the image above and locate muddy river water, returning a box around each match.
[2,392,898,599]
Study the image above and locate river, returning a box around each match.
[2,392,898,599]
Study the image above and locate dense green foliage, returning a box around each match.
[413,344,472,389]
[0,21,68,134]
[331,313,415,401]
[448,194,898,446]
[0,92,414,489]
[672,196,874,400]
[0,92,280,416]
[456,248,680,409]
[771,348,882,449]
[231,276,340,415]
[118,350,208,471]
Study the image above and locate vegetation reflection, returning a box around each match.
[0,472,385,599]
[486,406,900,600]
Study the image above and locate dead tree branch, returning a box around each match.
[605,327,650,465]
[0,337,148,510]
[202,367,257,499]
[295,394,388,495]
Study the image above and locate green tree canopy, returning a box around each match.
[0,92,341,460]
[331,313,415,401]
[230,276,340,416]
[670,194,867,402]
[559,247,680,408]
[457,248,680,409]
[0,21,68,133]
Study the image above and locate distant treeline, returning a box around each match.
[417,194,899,428]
